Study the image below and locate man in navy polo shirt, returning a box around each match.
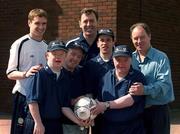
[66,8,99,66]
[24,40,85,134]
[63,41,89,134]
[92,45,146,134]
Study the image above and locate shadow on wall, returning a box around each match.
[0,0,62,113]
[29,0,63,42]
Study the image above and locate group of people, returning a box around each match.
[6,7,174,134]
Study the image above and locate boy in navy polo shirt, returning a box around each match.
[83,28,115,98]
[92,45,146,134]
[24,40,85,134]
[83,28,115,134]
[63,41,89,134]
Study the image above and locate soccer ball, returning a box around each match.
[74,97,97,121]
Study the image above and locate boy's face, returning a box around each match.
[28,16,47,40]
[97,35,114,55]
[64,48,84,71]
[46,50,66,71]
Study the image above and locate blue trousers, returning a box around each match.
[144,104,170,134]
[11,92,27,134]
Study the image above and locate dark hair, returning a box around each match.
[130,22,151,37]
[28,8,48,22]
[80,8,98,21]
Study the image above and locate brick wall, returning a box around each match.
[56,0,117,41]
[0,0,117,113]
[0,0,28,113]
[0,0,180,113]
[0,0,64,113]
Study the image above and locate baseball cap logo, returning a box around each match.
[114,47,128,53]
[51,42,59,47]
[99,29,111,34]
[113,45,132,57]
[98,28,114,39]
[47,40,67,52]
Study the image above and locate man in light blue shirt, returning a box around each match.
[129,22,174,134]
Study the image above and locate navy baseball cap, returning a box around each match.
[66,41,87,53]
[47,40,67,52]
[98,29,114,39]
[113,45,132,57]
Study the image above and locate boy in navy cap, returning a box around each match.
[63,41,89,134]
[92,45,146,134]
[83,28,115,134]
[83,28,115,98]
[24,40,86,134]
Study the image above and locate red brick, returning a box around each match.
[0,0,180,113]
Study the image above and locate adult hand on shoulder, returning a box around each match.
[26,64,43,78]
[129,82,144,95]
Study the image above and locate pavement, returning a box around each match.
[0,109,180,134]
[170,109,180,134]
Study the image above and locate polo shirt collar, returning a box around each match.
[112,67,134,83]
[44,64,64,79]
[79,32,98,46]
[96,54,113,65]
[44,65,55,75]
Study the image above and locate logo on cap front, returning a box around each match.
[114,47,128,53]
[51,42,58,47]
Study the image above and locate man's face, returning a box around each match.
[97,35,114,55]
[46,50,66,70]
[28,16,47,39]
[113,56,131,76]
[64,48,84,71]
[131,26,151,54]
[79,13,98,38]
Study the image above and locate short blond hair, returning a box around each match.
[28,8,48,22]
